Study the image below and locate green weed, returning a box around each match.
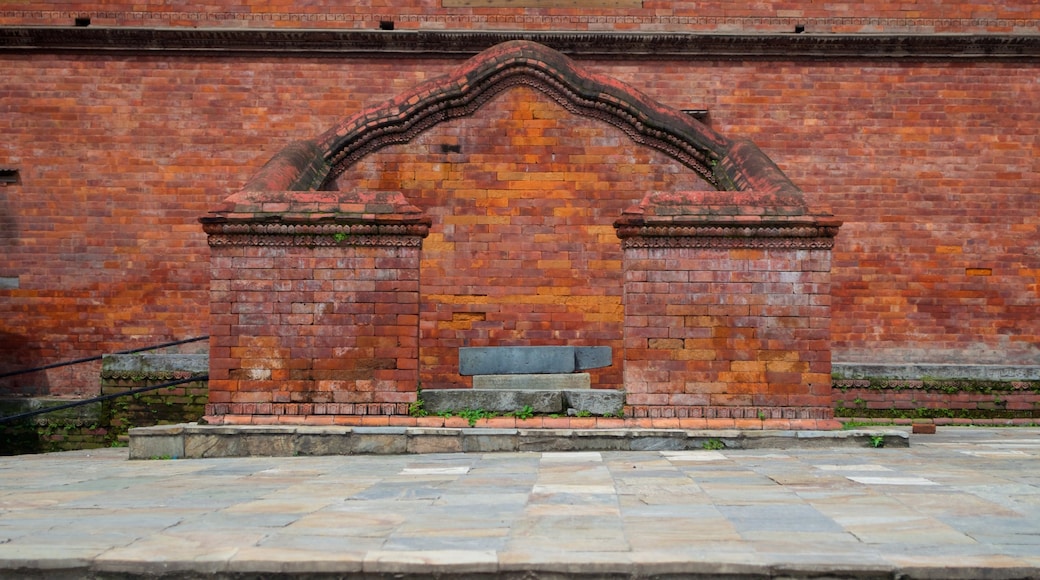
[702,439,725,451]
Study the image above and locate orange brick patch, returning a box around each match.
[912,423,937,434]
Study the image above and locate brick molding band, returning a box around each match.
[615,223,841,250]
[202,223,432,248]
[2,28,1040,60]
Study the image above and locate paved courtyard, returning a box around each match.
[1,427,1039,579]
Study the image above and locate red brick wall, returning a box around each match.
[0,55,439,394]
[834,379,1040,419]
[333,87,711,391]
[622,246,834,420]
[3,2,1038,33]
[706,61,1040,366]
[207,244,421,419]
[2,4,1038,396]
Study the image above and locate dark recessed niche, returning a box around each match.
[681,109,709,120]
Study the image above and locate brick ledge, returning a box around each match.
[839,417,1040,427]
[201,414,842,431]
[3,28,1039,60]
[130,421,904,458]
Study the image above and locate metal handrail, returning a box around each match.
[0,375,208,424]
[0,336,209,379]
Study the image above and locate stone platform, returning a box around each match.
[6,428,1039,580]
[128,423,907,459]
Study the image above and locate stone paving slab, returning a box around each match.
[1,428,1039,579]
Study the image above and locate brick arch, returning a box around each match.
[236,40,807,212]
[317,40,728,187]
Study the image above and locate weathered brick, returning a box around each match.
[2,7,1035,434]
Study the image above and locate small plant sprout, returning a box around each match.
[702,439,725,451]
[457,408,496,427]
[510,405,534,420]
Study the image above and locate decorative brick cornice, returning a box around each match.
[201,188,431,247]
[617,224,840,250]
[201,221,430,247]
[101,370,203,381]
[615,193,842,249]
[3,27,1039,60]
[614,222,841,238]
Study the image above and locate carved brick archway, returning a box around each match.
[227,41,809,208]
[201,41,841,428]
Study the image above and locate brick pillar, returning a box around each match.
[615,192,841,428]
[200,191,430,424]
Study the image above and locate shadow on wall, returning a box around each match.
[0,184,19,250]
[0,329,52,455]
[0,331,51,397]
[0,185,20,293]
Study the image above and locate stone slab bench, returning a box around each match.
[446,346,621,416]
[459,346,611,376]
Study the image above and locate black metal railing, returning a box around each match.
[0,336,209,379]
[0,336,209,424]
[0,375,209,424]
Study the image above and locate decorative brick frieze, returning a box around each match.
[200,189,432,248]
[202,223,430,248]
[614,190,841,249]
[616,223,840,250]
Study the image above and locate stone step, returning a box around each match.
[421,389,624,416]
[472,373,590,390]
[563,390,624,416]
[129,424,911,459]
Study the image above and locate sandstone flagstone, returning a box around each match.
[1,428,1039,578]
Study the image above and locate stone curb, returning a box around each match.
[128,423,908,459]
[3,555,1036,580]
